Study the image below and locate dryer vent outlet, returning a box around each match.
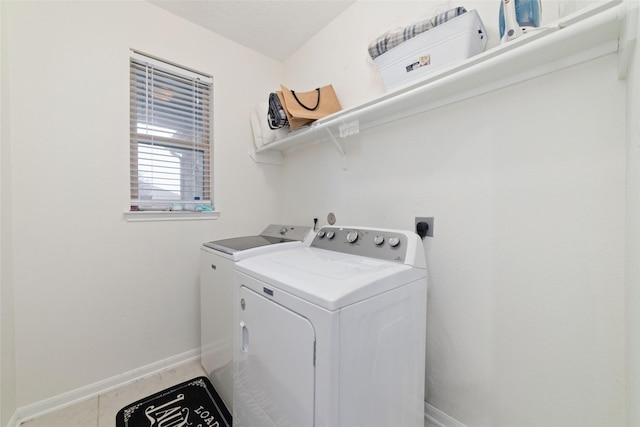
[415,217,434,238]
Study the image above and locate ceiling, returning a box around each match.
[149,1,356,61]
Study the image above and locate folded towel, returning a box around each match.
[259,102,288,144]
[368,6,467,60]
[251,102,289,148]
[250,108,265,147]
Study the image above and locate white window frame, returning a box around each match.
[126,50,216,221]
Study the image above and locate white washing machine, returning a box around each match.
[200,224,313,413]
[233,226,427,427]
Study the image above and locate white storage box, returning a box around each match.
[374,9,487,91]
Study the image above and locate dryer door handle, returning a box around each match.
[240,321,249,353]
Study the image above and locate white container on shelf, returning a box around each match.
[374,9,488,91]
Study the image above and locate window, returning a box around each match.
[129,51,213,212]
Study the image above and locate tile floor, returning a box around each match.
[19,360,439,427]
[19,360,207,427]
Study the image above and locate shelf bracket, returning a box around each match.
[249,145,283,166]
[326,128,347,170]
[617,1,638,79]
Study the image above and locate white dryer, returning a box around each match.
[233,226,427,427]
[200,224,312,413]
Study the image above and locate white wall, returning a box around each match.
[3,0,284,409]
[282,1,627,425]
[626,2,640,425]
[0,0,17,425]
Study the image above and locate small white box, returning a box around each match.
[374,10,488,91]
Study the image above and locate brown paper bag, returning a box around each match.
[277,91,314,130]
[279,84,342,129]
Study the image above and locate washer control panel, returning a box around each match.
[311,227,409,263]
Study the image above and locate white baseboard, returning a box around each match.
[5,411,19,427]
[11,348,200,426]
[425,402,468,427]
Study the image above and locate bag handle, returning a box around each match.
[291,88,320,111]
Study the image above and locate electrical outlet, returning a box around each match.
[415,217,434,238]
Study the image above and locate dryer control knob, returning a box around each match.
[388,236,400,247]
[346,231,359,243]
[374,235,385,245]
[318,230,326,238]
[326,231,335,239]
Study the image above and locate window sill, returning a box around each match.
[123,210,220,222]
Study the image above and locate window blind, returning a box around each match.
[129,51,213,211]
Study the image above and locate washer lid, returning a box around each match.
[201,224,312,259]
[236,247,426,311]
[203,235,292,255]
